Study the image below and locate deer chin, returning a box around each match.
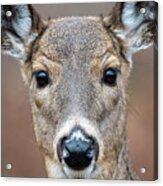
[44,155,102,179]
[62,159,96,179]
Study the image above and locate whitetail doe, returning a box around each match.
[1,2,157,179]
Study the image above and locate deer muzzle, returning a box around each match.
[57,127,99,171]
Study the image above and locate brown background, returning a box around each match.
[1,3,157,180]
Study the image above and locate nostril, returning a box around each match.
[86,148,95,158]
[62,147,70,159]
[88,138,99,161]
[57,137,67,162]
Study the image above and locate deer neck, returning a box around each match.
[104,121,138,180]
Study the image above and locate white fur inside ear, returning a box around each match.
[121,2,155,32]
[12,5,32,40]
[114,2,155,61]
[4,31,26,61]
[122,3,143,30]
[114,3,143,44]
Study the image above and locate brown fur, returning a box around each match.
[1,2,157,179]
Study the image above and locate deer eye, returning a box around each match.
[103,68,117,86]
[33,70,50,88]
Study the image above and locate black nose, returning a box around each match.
[57,132,99,171]
[63,138,98,170]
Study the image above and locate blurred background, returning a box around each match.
[1,2,157,180]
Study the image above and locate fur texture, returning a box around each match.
[1,2,157,179]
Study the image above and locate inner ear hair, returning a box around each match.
[104,2,158,61]
[1,5,46,61]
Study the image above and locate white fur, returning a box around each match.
[13,5,32,39]
[66,129,90,143]
[115,2,155,61]
[5,31,26,61]
[122,3,143,31]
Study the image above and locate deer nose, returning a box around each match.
[57,128,99,171]
[63,138,97,170]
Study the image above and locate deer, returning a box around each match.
[1,2,157,179]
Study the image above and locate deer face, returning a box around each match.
[28,17,130,178]
[1,2,157,179]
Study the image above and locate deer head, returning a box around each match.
[1,2,157,179]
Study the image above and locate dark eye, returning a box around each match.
[33,70,50,88]
[103,68,117,86]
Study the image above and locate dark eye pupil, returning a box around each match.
[35,71,49,88]
[103,68,117,86]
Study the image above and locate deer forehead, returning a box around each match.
[33,17,120,68]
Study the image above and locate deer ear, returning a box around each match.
[104,2,158,61]
[1,5,46,62]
